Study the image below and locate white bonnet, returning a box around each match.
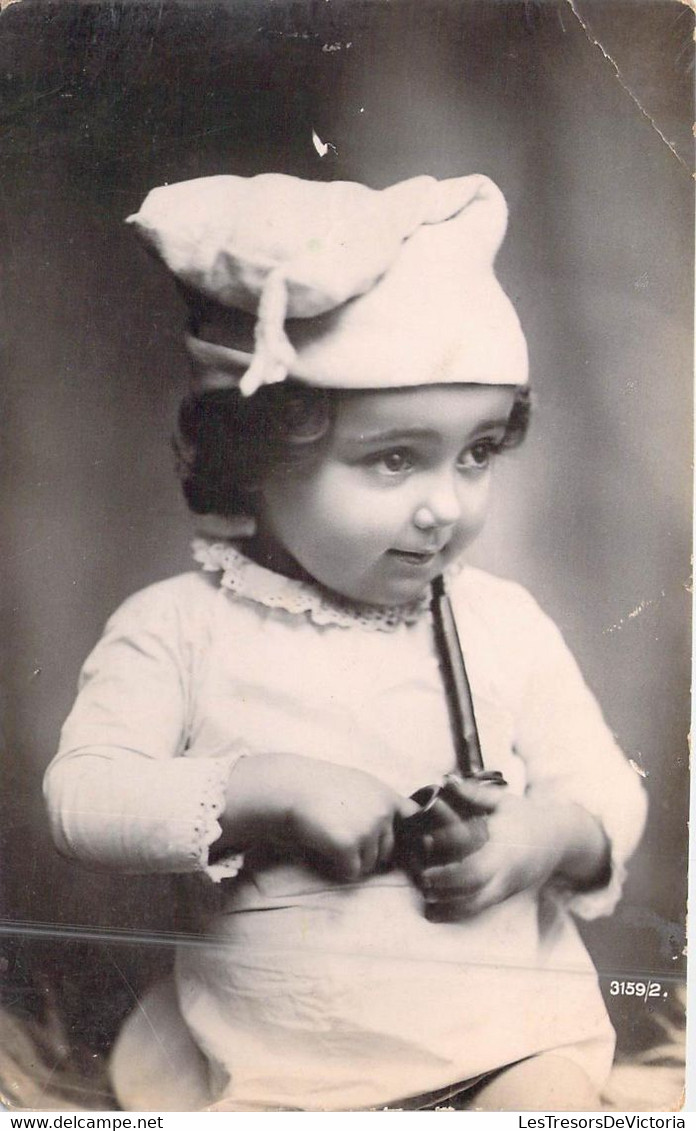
[127,171,528,397]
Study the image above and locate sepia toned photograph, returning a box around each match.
[0,0,692,1115]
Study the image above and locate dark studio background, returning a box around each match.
[0,0,692,1080]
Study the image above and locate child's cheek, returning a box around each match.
[329,470,401,524]
[343,493,409,543]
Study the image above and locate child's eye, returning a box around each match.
[371,449,415,475]
[458,439,500,471]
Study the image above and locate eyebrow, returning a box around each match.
[345,419,511,446]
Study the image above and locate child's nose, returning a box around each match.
[413,476,462,530]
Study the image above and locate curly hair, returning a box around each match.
[174,382,531,518]
[174,381,334,517]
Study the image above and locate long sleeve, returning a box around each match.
[44,577,244,881]
[452,570,648,920]
[512,591,647,918]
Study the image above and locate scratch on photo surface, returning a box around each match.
[628,758,648,779]
[628,597,657,620]
[4,921,672,977]
[564,0,691,172]
[604,590,666,634]
[106,951,176,1071]
[312,128,337,157]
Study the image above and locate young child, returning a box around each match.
[44,172,647,1112]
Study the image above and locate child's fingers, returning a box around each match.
[352,826,398,877]
[330,846,364,882]
[310,829,364,881]
[419,858,486,897]
[396,795,423,821]
[440,776,502,817]
[358,836,380,877]
[422,817,489,864]
[336,813,401,878]
[360,819,395,876]
[424,892,490,922]
[423,874,511,921]
[424,896,480,923]
[440,878,513,920]
[375,822,397,871]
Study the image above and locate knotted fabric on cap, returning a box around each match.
[127,172,528,396]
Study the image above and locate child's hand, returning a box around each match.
[221,753,419,882]
[416,778,610,920]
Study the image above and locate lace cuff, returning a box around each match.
[45,747,248,880]
[194,755,246,883]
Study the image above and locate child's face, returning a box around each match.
[256,384,516,607]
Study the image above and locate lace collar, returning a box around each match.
[192,538,433,631]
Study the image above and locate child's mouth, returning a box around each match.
[387,548,440,566]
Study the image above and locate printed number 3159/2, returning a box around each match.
[609,980,665,998]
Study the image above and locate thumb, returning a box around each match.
[396,794,422,821]
[440,774,503,817]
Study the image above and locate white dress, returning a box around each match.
[44,542,647,1111]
